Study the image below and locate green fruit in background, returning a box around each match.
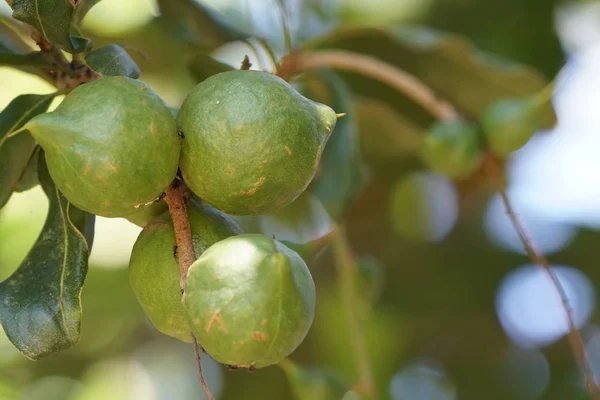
[128,202,243,342]
[182,234,316,368]
[20,76,180,218]
[481,97,543,157]
[177,70,337,215]
[420,120,483,180]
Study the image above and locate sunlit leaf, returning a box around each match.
[0,93,56,209]
[10,0,89,53]
[72,0,104,27]
[0,156,91,360]
[308,26,556,127]
[157,0,250,50]
[85,44,140,78]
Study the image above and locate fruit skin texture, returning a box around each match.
[23,76,180,218]
[177,70,337,215]
[128,202,243,342]
[182,233,316,368]
[481,98,541,158]
[420,120,483,180]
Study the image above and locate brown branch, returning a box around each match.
[484,155,600,399]
[291,50,459,121]
[331,224,376,399]
[164,182,214,400]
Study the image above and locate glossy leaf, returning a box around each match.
[10,0,89,53]
[188,53,233,83]
[0,18,31,54]
[157,0,250,50]
[303,70,367,220]
[85,44,140,78]
[309,26,556,127]
[0,156,90,360]
[0,93,56,209]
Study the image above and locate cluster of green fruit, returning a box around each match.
[20,70,339,368]
[419,93,553,180]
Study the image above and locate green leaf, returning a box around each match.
[0,93,56,209]
[0,18,31,54]
[188,53,233,83]
[14,145,40,192]
[85,44,140,78]
[302,69,368,220]
[157,0,250,50]
[10,0,90,53]
[0,155,90,360]
[308,26,556,127]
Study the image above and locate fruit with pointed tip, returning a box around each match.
[481,97,545,157]
[19,76,180,218]
[128,202,243,342]
[177,70,337,215]
[182,233,316,368]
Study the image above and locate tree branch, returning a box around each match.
[292,50,459,121]
[163,182,215,400]
[483,155,600,399]
[331,224,376,399]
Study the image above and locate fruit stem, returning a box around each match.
[483,154,600,400]
[291,50,459,121]
[331,224,376,399]
[163,182,215,400]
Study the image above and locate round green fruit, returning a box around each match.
[128,202,243,342]
[177,70,337,215]
[481,97,542,158]
[21,76,180,218]
[420,120,483,180]
[182,233,316,368]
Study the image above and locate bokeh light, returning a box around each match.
[389,358,456,400]
[496,265,595,348]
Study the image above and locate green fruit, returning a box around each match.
[420,120,483,180]
[182,234,316,368]
[481,97,542,157]
[280,359,348,400]
[177,70,337,215]
[21,76,180,218]
[128,203,243,342]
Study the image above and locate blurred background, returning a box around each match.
[2,0,600,399]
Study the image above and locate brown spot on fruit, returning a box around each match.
[194,319,201,326]
[225,167,232,176]
[314,144,322,169]
[106,161,118,172]
[95,174,103,182]
[205,311,225,333]
[325,126,331,133]
[240,177,265,196]
[83,161,90,176]
[253,331,269,341]
[284,146,292,156]
[261,319,268,326]
[258,145,264,152]
[140,86,147,91]
[151,125,157,135]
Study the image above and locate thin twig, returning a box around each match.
[164,182,215,400]
[192,334,215,400]
[293,50,459,121]
[484,155,600,399]
[163,184,195,290]
[331,224,376,399]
